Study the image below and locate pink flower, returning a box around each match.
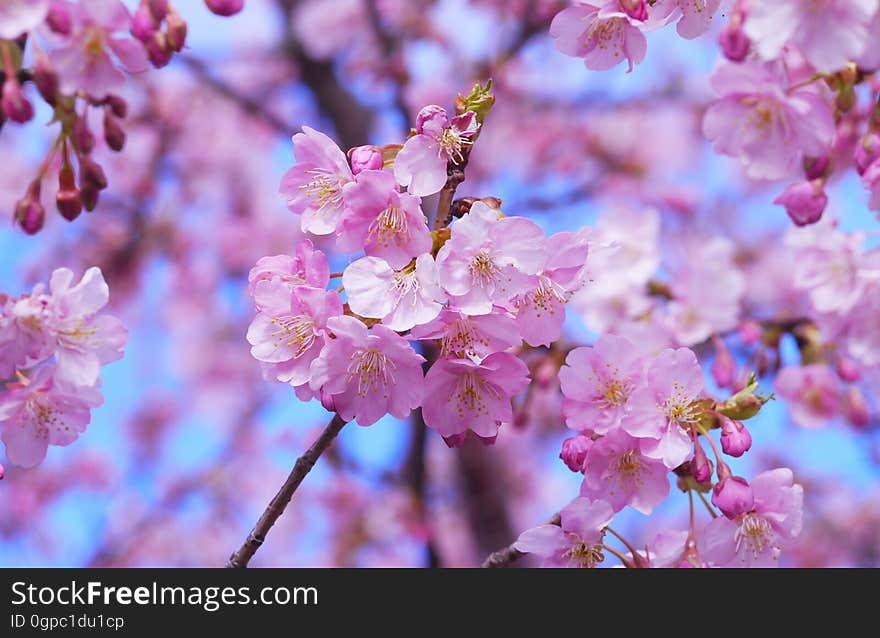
[0,365,103,468]
[46,267,127,388]
[0,289,53,378]
[559,334,644,435]
[0,0,49,39]
[309,316,425,426]
[774,180,828,226]
[343,254,445,332]
[651,0,722,39]
[560,435,593,472]
[703,60,834,180]
[549,2,647,73]
[393,106,479,196]
[514,230,589,347]
[712,476,755,519]
[408,309,521,361]
[338,169,432,269]
[514,497,614,568]
[580,429,671,514]
[48,0,149,98]
[421,352,529,446]
[700,468,803,567]
[435,202,545,315]
[279,126,355,235]
[247,240,330,301]
[863,159,880,212]
[744,0,877,72]
[247,282,342,386]
[774,364,842,427]
[623,348,704,469]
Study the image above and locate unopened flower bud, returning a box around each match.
[165,10,187,52]
[33,56,59,106]
[132,3,159,42]
[149,0,170,20]
[72,117,95,154]
[205,0,245,16]
[711,339,735,389]
[1,77,34,123]
[619,0,648,21]
[836,355,861,382]
[738,320,761,345]
[46,2,72,34]
[712,476,754,519]
[855,132,880,175]
[79,156,108,191]
[559,435,592,472]
[845,386,871,429]
[691,440,713,483]
[774,179,827,226]
[348,145,384,174]
[146,32,173,68]
[14,181,45,235]
[105,95,128,119]
[103,112,126,151]
[80,183,100,212]
[719,23,750,62]
[56,162,82,221]
[719,416,752,457]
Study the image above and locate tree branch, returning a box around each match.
[226,413,348,568]
[481,513,561,568]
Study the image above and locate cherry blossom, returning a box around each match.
[549,1,648,72]
[774,364,842,428]
[0,0,49,39]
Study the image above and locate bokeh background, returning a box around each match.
[2,0,878,567]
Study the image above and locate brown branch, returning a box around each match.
[481,513,561,568]
[180,56,296,136]
[226,413,348,568]
[433,164,467,230]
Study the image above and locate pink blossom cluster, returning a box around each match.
[513,333,803,567]
[0,267,127,468]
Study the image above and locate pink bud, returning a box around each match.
[165,11,187,53]
[103,112,126,151]
[132,3,159,42]
[46,2,72,34]
[348,145,384,174]
[712,476,754,519]
[79,156,108,191]
[719,416,752,457]
[72,117,95,154]
[711,339,736,389]
[56,163,82,221]
[863,159,880,200]
[691,439,713,483]
[845,386,871,429]
[774,179,827,226]
[33,55,59,105]
[146,32,173,68]
[836,356,861,382]
[718,23,750,62]
[855,133,880,175]
[738,320,761,345]
[559,436,592,472]
[0,463,4,479]
[205,0,245,16]
[149,0,170,20]
[105,95,128,119]
[803,155,830,181]
[80,183,99,212]
[1,78,34,123]
[14,181,45,235]
[619,0,648,21]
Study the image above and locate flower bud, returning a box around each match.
[56,163,82,221]
[0,462,4,479]
[773,179,827,226]
[33,56,59,106]
[719,416,752,457]
[719,23,750,62]
[103,112,126,151]
[145,32,173,68]
[863,159,880,203]
[619,0,648,21]
[132,3,158,42]
[105,95,128,119]
[845,386,871,429]
[559,435,592,472]
[738,320,761,345]
[1,77,34,123]
[165,10,187,53]
[711,339,735,389]
[854,133,880,175]
[46,2,72,34]
[80,183,100,212]
[72,117,95,154]
[149,0,170,20]
[836,355,861,382]
[79,156,108,191]
[205,0,245,16]
[14,181,45,235]
[691,440,713,483]
[348,145,384,174]
[712,476,754,519]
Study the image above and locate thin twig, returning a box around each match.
[226,413,348,568]
[481,513,561,568]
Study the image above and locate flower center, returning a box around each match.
[563,540,605,568]
[441,318,487,359]
[469,250,502,288]
[367,204,409,247]
[438,127,472,163]
[27,394,63,440]
[299,169,345,214]
[346,348,396,397]
[83,27,106,58]
[734,513,777,561]
[608,449,645,494]
[661,382,701,429]
[453,371,501,417]
[391,269,420,304]
[270,315,316,358]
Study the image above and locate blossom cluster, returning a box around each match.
[0,267,126,468]
[513,333,803,567]
[2,0,244,234]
